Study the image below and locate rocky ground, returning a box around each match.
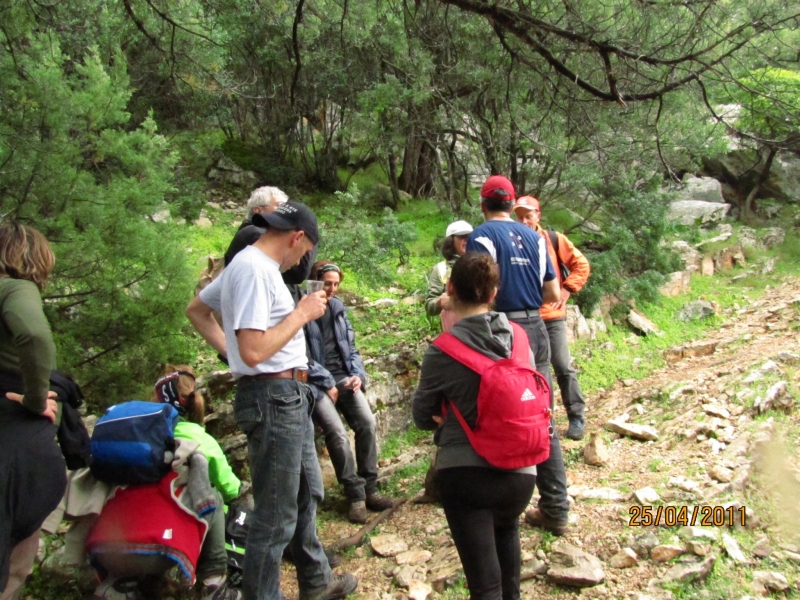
[281,276,800,600]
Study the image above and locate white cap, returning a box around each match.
[445,220,474,238]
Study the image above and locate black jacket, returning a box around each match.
[304,297,367,397]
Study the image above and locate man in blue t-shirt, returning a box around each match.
[467,174,571,536]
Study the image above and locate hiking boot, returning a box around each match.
[93,577,139,600]
[525,508,568,537]
[348,500,369,524]
[365,492,396,512]
[565,419,585,441]
[202,577,242,600]
[299,573,358,600]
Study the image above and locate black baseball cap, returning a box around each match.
[252,201,319,245]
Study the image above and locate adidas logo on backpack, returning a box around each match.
[433,322,552,469]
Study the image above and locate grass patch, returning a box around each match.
[380,426,430,460]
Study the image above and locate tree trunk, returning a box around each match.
[741,147,776,221]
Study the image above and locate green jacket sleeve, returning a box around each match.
[1,280,56,413]
[176,422,241,502]
[425,262,446,317]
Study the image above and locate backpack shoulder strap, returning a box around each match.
[508,322,531,363]
[432,333,495,375]
[548,229,561,261]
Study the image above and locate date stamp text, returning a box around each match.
[629,505,746,527]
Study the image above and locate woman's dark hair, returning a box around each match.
[449,252,499,306]
[311,259,344,282]
[441,236,458,261]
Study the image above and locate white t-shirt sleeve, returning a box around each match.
[199,276,223,311]
[230,272,273,332]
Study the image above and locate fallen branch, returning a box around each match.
[329,499,407,550]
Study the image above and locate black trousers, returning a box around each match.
[438,467,536,600]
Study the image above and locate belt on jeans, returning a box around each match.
[503,309,540,319]
[247,368,308,383]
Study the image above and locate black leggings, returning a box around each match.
[438,467,536,600]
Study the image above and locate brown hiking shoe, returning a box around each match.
[299,574,358,600]
[348,500,369,524]
[365,493,396,512]
[525,508,568,536]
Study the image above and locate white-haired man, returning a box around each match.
[224,187,289,266]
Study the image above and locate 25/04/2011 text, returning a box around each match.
[629,505,746,527]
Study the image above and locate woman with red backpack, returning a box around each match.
[413,252,548,600]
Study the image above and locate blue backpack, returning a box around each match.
[90,401,179,485]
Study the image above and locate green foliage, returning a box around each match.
[317,185,417,285]
[730,68,800,139]
[0,18,195,407]
[575,181,682,314]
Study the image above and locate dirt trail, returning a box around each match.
[298,276,800,599]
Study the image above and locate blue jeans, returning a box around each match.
[312,381,378,500]
[234,377,331,600]
[544,318,585,421]
[507,314,570,524]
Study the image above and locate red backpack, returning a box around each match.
[432,322,552,469]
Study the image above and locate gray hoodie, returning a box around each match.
[412,311,536,474]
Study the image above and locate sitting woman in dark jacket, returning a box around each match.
[413,252,538,600]
[305,261,396,524]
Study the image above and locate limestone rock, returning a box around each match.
[752,571,789,593]
[761,227,785,248]
[632,532,660,559]
[660,555,716,584]
[670,241,702,269]
[546,542,605,588]
[752,537,772,558]
[722,534,747,564]
[628,310,662,336]
[583,432,610,466]
[650,545,684,562]
[708,465,734,483]
[568,486,627,502]
[738,226,759,248]
[702,404,731,419]
[742,360,781,384]
[633,487,660,505]
[396,550,432,565]
[700,256,715,276]
[660,271,692,297]
[407,580,433,600]
[686,541,712,556]
[676,176,726,204]
[608,548,638,569]
[394,564,426,588]
[678,301,716,322]
[606,418,659,442]
[678,526,719,542]
[371,534,409,557]
[669,200,730,225]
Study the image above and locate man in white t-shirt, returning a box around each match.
[186,202,358,600]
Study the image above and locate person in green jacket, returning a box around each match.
[0,223,65,600]
[153,366,242,600]
[425,220,473,332]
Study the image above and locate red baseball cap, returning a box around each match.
[480,175,516,201]
[513,196,540,214]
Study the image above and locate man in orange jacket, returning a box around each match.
[513,196,591,440]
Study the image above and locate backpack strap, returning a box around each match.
[432,333,495,375]
[508,322,531,364]
[548,228,560,259]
